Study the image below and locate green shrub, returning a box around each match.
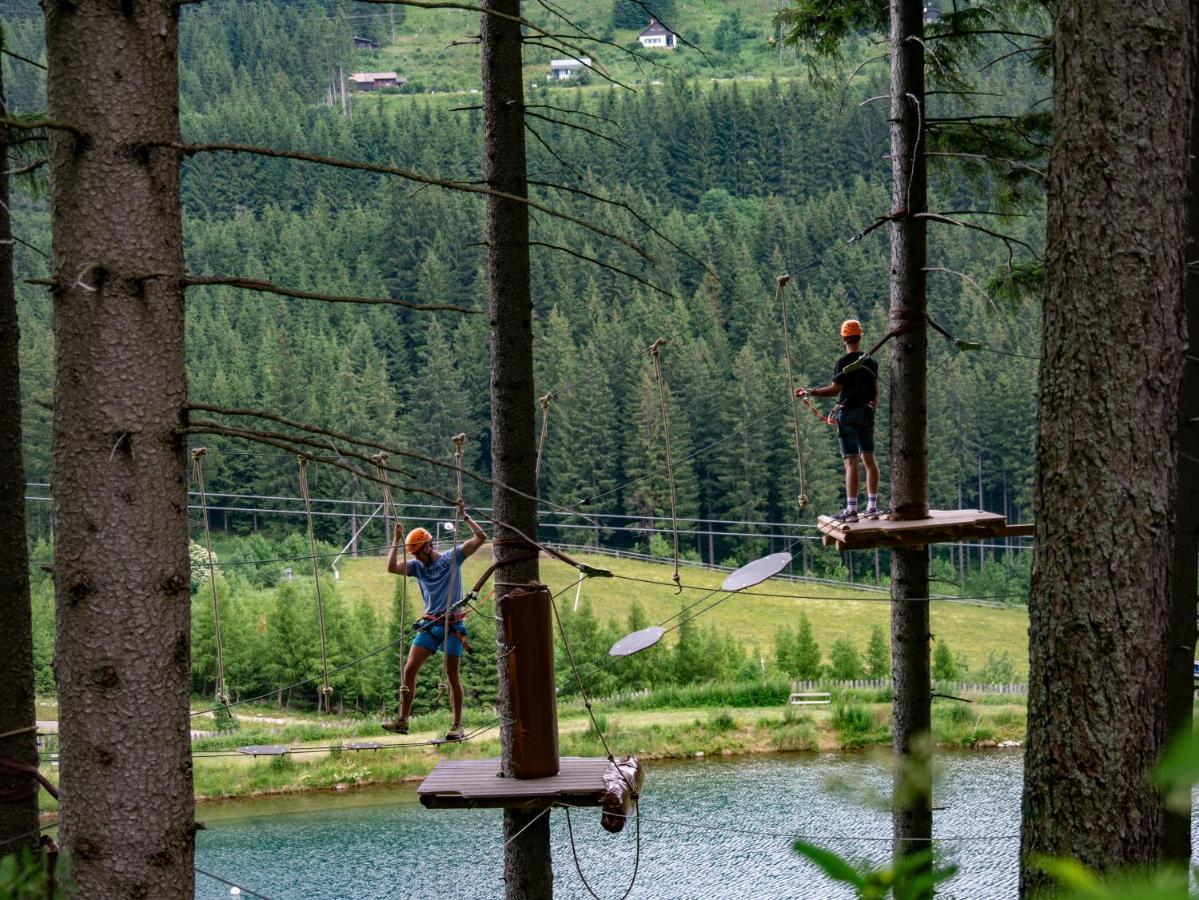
[709,710,736,732]
[831,703,872,738]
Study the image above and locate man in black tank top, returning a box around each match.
[795,319,881,522]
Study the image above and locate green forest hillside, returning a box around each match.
[4,0,1044,591]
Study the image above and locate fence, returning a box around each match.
[790,678,1027,696]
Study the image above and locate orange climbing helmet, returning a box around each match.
[840,318,863,338]
[405,527,433,554]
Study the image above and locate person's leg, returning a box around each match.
[863,452,879,497]
[844,454,860,507]
[445,654,464,730]
[400,644,434,722]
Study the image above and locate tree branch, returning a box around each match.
[529,241,677,299]
[182,275,481,313]
[0,116,83,138]
[915,212,1036,266]
[170,141,652,261]
[1,47,46,70]
[5,156,48,178]
[524,109,630,149]
[524,121,585,181]
[521,41,638,92]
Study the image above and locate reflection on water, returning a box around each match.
[195,751,1029,899]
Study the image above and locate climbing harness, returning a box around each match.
[297,456,334,712]
[775,274,811,510]
[648,339,682,594]
[191,448,233,714]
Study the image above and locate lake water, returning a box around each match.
[194,750,1036,899]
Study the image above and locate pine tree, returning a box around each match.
[828,637,863,680]
[793,613,823,680]
[866,625,891,679]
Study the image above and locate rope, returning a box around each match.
[297,456,334,711]
[191,449,230,708]
[775,274,810,510]
[564,804,642,900]
[433,434,467,719]
[648,339,682,593]
[797,393,837,426]
[535,392,553,479]
[194,867,276,900]
[547,586,614,761]
[373,452,409,716]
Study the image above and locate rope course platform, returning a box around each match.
[817,509,1033,552]
[418,757,612,810]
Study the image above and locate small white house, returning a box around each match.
[638,19,677,49]
[923,4,941,23]
[548,57,593,80]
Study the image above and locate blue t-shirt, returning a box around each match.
[407,545,465,617]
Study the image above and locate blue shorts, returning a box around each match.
[412,620,467,657]
[837,406,875,458]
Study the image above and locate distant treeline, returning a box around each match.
[7,0,1043,582]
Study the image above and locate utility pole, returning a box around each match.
[482,2,555,897]
[887,0,932,886]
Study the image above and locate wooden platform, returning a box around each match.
[418,757,610,810]
[817,509,1033,551]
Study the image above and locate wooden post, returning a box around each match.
[481,1,554,896]
[888,0,932,883]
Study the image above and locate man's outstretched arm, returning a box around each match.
[459,502,487,558]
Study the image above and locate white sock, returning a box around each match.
[868,493,878,508]
[846,497,858,510]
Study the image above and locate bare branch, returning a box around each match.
[524,109,630,149]
[529,240,678,299]
[0,116,83,138]
[182,275,481,313]
[924,151,1045,179]
[923,29,1046,42]
[171,141,652,261]
[915,212,1037,266]
[534,0,666,71]
[524,121,585,181]
[5,156,48,178]
[1,47,46,70]
[839,54,887,109]
[521,41,637,92]
[615,0,712,65]
[186,403,599,525]
[978,45,1042,71]
[523,103,621,126]
[12,236,49,260]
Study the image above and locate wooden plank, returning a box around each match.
[814,509,1022,551]
[237,745,289,757]
[418,756,612,810]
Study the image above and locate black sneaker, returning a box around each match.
[836,507,859,523]
[381,718,409,735]
[862,505,881,520]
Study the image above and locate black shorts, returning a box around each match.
[837,406,875,458]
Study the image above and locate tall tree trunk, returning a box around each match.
[481,2,552,896]
[45,2,193,896]
[0,33,40,854]
[1163,8,1199,866]
[888,0,931,883]
[1020,0,1194,890]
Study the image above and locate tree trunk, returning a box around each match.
[1163,7,1199,866]
[45,2,193,896]
[0,39,40,854]
[1020,0,1194,890]
[481,2,553,896]
[888,0,931,884]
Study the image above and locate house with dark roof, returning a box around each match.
[638,18,677,49]
[348,71,406,91]
[353,35,380,50]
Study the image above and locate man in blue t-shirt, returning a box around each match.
[382,501,487,740]
[795,318,882,523]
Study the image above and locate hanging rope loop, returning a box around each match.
[648,339,682,594]
[191,447,231,708]
[298,455,334,710]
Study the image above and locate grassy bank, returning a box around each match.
[183,691,1026,802]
